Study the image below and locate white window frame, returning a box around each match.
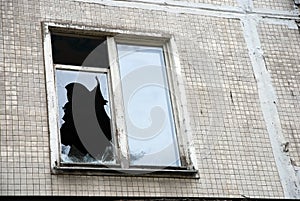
[43,22,197,176]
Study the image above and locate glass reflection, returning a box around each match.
[117,44,181,167]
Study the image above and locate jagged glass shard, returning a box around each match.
[57,70,115,164]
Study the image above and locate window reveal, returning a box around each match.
[44,26,191,171]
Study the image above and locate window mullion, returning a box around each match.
[107,37,130,169]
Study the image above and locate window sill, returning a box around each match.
[53,163,199,178]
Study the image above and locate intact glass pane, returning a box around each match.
[56,70,115,164]
[117,44,181,167]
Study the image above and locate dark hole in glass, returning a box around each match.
[51,34,108,67]
[60,76,113,162]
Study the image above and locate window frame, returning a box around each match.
[43,22,197,176]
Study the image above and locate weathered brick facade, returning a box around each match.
[1,0,300,199]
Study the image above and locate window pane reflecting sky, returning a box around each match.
[117,44,181,167]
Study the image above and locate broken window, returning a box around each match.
[57,70,113,163]
[44,24,194,173]
[51,34,115,164]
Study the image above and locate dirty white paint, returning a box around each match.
[74,0,299,19]
[236,0,253,12]
[42,23,61,170]
[260,17,299,29]
[240,15,300,199]
[167,37,198,171]
[107,36,130,169]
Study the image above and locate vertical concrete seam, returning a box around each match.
[240,15,300,198]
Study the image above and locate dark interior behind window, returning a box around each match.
[51,34,108,67]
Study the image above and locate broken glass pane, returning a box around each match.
[56,70,115,164]
[117,44,181,167]
[51,34,109,68]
